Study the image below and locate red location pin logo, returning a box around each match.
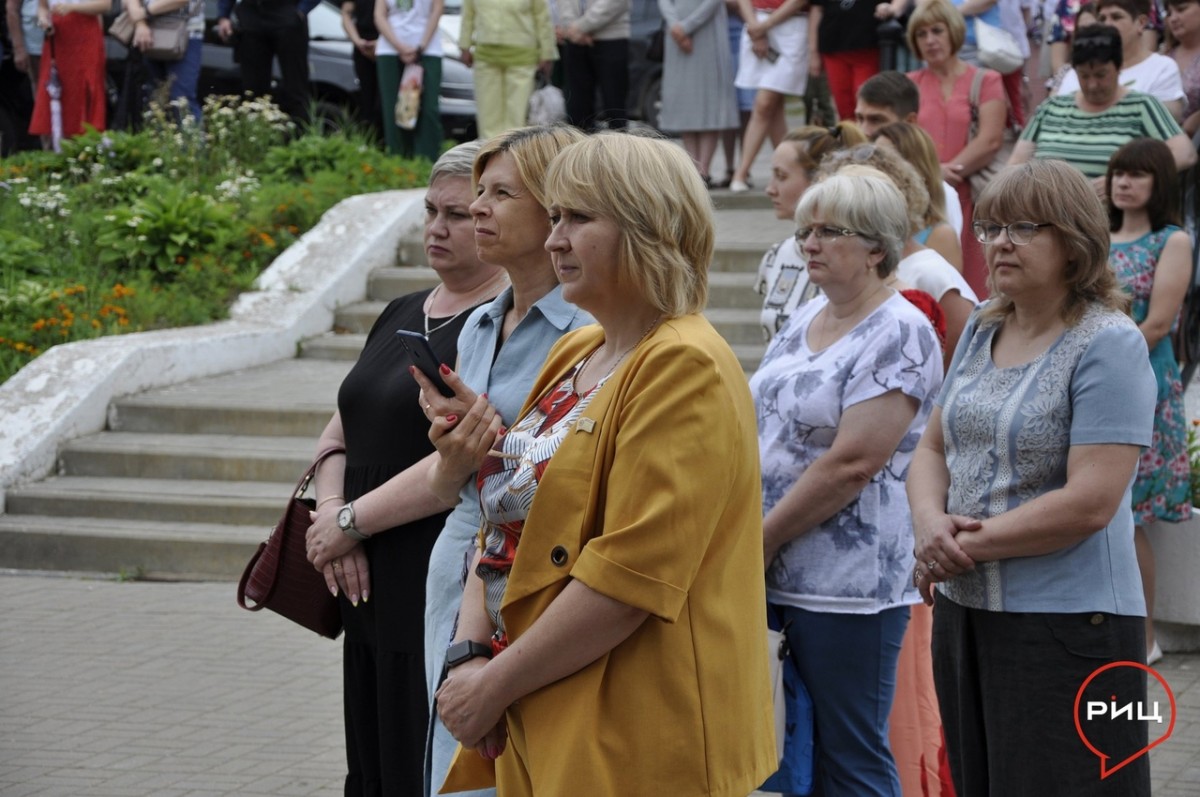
[1074,661,1176,779]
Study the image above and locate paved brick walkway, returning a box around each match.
[0,572,344,796]
[1,570,1198,796]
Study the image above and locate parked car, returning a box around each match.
[102,0,477,139]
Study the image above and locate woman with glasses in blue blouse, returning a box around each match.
[908,159,1156,795]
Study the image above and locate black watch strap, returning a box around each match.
[445,639,492,669]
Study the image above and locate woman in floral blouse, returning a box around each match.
[749,171,943,797]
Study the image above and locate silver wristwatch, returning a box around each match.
[336,502,369,542]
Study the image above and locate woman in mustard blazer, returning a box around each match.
[425,133,776,796]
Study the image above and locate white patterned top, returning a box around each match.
[750,292,943,614]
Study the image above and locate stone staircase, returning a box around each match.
[0,202,787,580]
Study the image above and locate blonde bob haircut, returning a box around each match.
[473,125,587,210]
[975,160,1126,325]
[795,171,909,278]
[907,0,967,57]
[543,132,712,317]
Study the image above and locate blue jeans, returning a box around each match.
[144,37,202,121]
[775,604,908,797]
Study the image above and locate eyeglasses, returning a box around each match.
[795,225,863,244]
[972,221,1053,245]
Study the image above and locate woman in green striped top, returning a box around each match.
[1008,23,1195,196]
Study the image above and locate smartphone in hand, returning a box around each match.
[395,330,454,397]
[766,47,780,63]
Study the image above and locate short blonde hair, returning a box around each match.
[473,125,587,210]
[544,133,712,316]
[907,0,967,57]
[974,160,1126,324]
[795,172,909,277]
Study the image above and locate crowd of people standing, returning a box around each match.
[5,0,1197,793]
[293,1,1199,792]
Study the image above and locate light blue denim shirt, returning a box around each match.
[423,284,591,796]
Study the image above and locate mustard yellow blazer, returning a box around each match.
[443,314,776,796]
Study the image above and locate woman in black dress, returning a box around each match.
[303,140,509,796]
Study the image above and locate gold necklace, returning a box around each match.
[424,274,508,336]
[571,316,662,395]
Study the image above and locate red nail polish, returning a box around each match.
[446,414,458,423]
[498,426,507,436]
[480,392,488,400]
[439,363,451,375]
[408,365,416,375]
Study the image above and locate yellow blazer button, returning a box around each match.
[550,546,569,566]
[1090,613,1105,625]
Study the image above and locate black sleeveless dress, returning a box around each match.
[335,289,484,797]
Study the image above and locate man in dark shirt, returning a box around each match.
[216,0,320,124]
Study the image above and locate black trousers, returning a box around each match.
[561,38,628,131]
[236,11,309,125]
[351,46,381,139]
[932,593,1151,797]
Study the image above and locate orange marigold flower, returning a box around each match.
[117,317,129,326]
[259,231,276,248]
[31,319,46,331]
[91,319,101,329]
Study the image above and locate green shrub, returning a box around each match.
[0,95,429,384]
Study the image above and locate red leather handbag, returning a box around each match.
[236,447,345,639]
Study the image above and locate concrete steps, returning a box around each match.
[6,476,292,525]
[0,196,787,579]
[0,514,266,580]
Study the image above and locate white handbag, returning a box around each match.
[974,18,1024,75]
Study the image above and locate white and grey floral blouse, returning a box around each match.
[750,292,943,614]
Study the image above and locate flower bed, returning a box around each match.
[0,96,431,385]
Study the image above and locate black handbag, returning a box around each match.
[236,446,345,639]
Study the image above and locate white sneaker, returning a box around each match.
[729,179,751,193]
[1148,641,1163,665]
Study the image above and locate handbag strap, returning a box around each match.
[236,445,346,610]
[967,65,1020,137]
[295,445,346,500]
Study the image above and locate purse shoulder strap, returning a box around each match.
[967,66,1020,135]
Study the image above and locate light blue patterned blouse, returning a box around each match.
[750,292,943,614]
[936,303,1156,615]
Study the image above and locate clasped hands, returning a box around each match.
[912,511,980,605]
[557,23,594,46]
[306,506,370,604]
[436,658,510,760]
